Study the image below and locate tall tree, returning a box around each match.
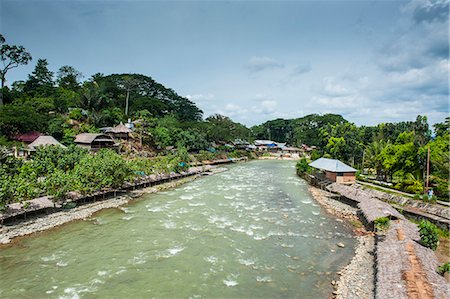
[0,34,32,105]
[25,59,54,95]
[57,65,83,91]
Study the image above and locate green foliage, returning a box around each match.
[393,172,424,194]
[206,114,251,143]
[72,149,132,193]
[195,150,216,162]
[44,169,72,201]
[437,262,450,275]
[433,117,449,138]
[296,158,310,174]
[374,217,390,231]
[0,100,49,135]
[57,65,82,91]
[418,220,439,250]
[68,108,84,121]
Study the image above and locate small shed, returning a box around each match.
[309,157,357,184]
[107,123,133,140]
[27,136,66,152]
[74,133,116,151]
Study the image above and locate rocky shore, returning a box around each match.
[308,186,375,299]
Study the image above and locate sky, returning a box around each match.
[1,0,448,127]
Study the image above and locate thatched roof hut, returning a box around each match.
[74,133,116,151]
[107,123,133,140]
[27,136,66,152]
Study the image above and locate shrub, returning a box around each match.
[374,217,390,231]
[68,108,84,120]
[418,220,439,250]
[296,158,310,174]
[437,262,450,275]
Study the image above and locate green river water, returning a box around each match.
[0,160,356,298]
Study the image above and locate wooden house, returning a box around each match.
[309,157,357,184]
[74,133,116,151]
[107,123,133,140]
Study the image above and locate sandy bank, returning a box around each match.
[308,186,375,299]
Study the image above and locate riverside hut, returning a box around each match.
[74,133,116,151]
[309,157,357,184]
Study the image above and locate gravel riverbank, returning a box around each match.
[308,186,375,299]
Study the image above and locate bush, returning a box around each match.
[418,220,439,250]
[68,108,84,120]
[374,217,390,231]
[437,262,450,275]
[296,158,310,174]
[72,149,132,193]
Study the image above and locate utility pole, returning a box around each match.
[125,89,130,116]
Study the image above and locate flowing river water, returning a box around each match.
[0,160,356,298]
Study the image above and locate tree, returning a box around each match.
[0,34,32,104]
[56,65,83,91]
[433,117,449,138]
[25,59,54,96]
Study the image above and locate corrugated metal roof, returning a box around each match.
[309,157,357,173]
[254,140,276,145]
[28,136,66,150]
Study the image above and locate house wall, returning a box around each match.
[336,172,356,184]
[325,171,337,182]
[325,171,355,184]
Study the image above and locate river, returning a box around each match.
[0,160,356,298]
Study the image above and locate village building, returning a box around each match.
[28,135,66,151]
[13,131,43,144]
[309,157,357,184]
[106,122,133,140]
[74,133,116,151]
[254,140,279,152]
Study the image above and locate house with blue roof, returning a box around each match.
[309,158,357,184]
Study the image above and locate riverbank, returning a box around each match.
[0,167,227,245]
[308,186,375,299]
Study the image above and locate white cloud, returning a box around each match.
[185,93,215,103]
[319,77,355,97]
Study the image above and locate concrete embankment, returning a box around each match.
[303,172,449,299]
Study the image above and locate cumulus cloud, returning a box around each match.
[245,56,284,73]
[214,103,248,120]
[319,77,355,97]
